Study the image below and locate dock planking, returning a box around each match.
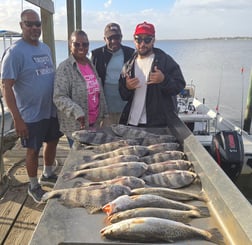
[0,136,69,245]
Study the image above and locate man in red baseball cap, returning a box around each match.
[119,21,186,127]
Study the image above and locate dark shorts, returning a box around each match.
[21,117,63,151]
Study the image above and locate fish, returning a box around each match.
[130,187,208,202]
[143,170,197,188]
[73,155,140,170]
[100,217,224,244]
[140,135,177,145]
[72,129,121,144]
[41,184,131,213]
[146,160,194,173]
[111,124,159,138]
[107,207,209,224]
[110,124,176,142]
[140,151,186,164]
[62,161,148,181]
[146,143,180,154]
[73,176,146,189]
[84,139,139,153]
[102,194,209,216]
[84,145,149,161]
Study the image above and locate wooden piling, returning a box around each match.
[243,69,252,133]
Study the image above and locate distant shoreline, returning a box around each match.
[55,37,252,41]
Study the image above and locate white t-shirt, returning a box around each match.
[128,54,154,125]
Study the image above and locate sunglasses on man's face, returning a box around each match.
[107,35,122,42]
[72,42,89,48]
[134,36,153,44]
[23,21,41,28]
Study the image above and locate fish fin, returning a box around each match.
[207,228,225,245]
[85,205,101,214]
[72,181,83,187]
[58,199,78,208]
[83,156,92,162]
[197,206,210,217]
[62,172,76,181]
[103,216,112,225]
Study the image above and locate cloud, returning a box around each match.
[104,0,112,9]
[1,0,252,41]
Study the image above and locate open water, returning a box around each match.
[1,39,252,126]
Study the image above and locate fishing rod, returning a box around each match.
[214,64,224,134]
[240,66,245,135]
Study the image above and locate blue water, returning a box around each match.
[1,39,252,126]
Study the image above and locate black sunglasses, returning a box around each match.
[72,42,89,48]
[23,21,41,28]
[134,36,153,44]
[107,35,122,42]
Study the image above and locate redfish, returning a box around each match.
[107,207,208,224]
[131,187,207,202]
[102,194,209,216]
[100,217,224,244]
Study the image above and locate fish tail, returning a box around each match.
[197,206,210,217]
[198,190,208,202]
[41,190,62,202]
[207,228,225,245]
[189,209,204,219]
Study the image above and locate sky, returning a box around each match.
[1,0,252,40]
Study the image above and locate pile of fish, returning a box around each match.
[42,124,224,244]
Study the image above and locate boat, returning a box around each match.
[0,30,20,183]
[0,30,21,145]
[177,82,252,180]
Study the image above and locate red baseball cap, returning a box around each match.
[134,22,155,36]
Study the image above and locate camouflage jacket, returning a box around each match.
[53,54,108,138]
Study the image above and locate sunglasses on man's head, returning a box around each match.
[134,36,153,44]
[107,35,122,42]
[72,42,89,48]
[23,21,41,28]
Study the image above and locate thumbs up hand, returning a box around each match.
[147,66,164,84]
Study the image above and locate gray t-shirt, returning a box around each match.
[1,39,56,122]
[104,48,125,113]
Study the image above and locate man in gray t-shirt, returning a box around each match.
[1,9,62,203]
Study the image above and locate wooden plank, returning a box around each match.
[0,185,27,245]
[4,195,46,245]
[0,135,69,245]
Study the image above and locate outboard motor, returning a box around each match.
[211,130,244,181]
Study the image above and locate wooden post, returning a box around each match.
[67,0,75,54]
[41,9,56,65]
[75,0,82,30]
[243,69,252,133]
